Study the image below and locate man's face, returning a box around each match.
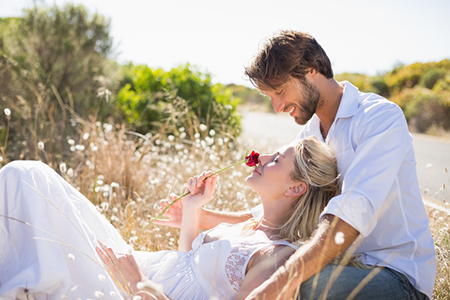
[262,76,322,125]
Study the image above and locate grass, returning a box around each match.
[1,119,449,299]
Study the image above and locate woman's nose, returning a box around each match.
[258,154,268,166]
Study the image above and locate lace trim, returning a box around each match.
[224,240,269,291]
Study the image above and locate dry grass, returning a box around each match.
[1,119,449,298]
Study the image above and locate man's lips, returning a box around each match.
[253,168,261,175]
[284,106,295,116]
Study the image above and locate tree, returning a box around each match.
[0,3,117,165]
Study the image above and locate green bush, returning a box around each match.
[420,68,447,89]
[393,87,450,133]
[116,64,241,139]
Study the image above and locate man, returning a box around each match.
[156,30,436,299]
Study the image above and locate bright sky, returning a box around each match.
[1,0,449,87]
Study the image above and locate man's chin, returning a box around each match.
[294,116,307,125]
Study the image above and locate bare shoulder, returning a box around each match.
[247,243,296,273]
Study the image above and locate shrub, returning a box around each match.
[0,4,117,166]
[392,87,450,133]
[116,64,241,140]
[420,68,447,90]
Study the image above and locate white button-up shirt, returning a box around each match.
[297,81,436,298]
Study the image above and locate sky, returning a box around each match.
[1,0,449,87]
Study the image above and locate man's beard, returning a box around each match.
[294,78,322,125]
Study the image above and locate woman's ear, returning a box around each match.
[285,182,307,197]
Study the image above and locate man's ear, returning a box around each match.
[285,182,307,197]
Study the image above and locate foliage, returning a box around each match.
[116,63,241,140]
[420,68,447,90]
[227,84,272,112]
[337,59,450,134]
[390,87,450,133]
[0,3,117,166]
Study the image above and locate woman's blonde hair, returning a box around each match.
[279,136,340,242]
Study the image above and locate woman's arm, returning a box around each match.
[233,245,296,300]
[152,197,253,230]
[178,172,218,252]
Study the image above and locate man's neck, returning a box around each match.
[315,78,344,138]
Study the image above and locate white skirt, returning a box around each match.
[0,161,130,299]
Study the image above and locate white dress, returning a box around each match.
[0,161,297,300]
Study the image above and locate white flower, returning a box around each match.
[59,162,67,173]
[37,141,45,150]
[68,253,75,261]
[94,291,104,298]
[67,139,75,146]
[67,168,74,177]
[4,108,11,116]
[209,129,216,136]
[168,135,175,141]
[75,144,85,151]
[335,232,345,245]
[199,124,207,131]
[83,132,90,140]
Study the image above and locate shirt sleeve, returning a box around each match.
[320,101,413,237]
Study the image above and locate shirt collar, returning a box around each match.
[335,81,359,119]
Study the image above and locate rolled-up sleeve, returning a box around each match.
[320,102,412,237]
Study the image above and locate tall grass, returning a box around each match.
[1,110,449,298]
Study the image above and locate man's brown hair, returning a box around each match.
[245,30,333,90]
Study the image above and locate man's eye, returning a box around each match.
[276,89,283,96]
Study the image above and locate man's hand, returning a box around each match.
[245,215,360,300]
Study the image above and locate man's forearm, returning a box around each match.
[245,214,360,300]
[199,208,253,229]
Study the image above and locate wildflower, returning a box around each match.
[68,253,75,261]
[168,135,175,141]
[4,108,11,116]
[37,141,45,150]
[199,124,207,131]
[209,129,216,136]
[144,150,260,228]
[83,132,90,140]
[59,162,67,173]
[94,291,104,298]
[67,139,75,145]
[75,145,85,151]
[335,232,345,245]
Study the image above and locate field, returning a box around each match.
[21,121,446,299]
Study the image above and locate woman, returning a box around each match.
[0,136,340,300]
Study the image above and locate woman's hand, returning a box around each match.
[183,171,217,212]
[95,240,146,294]
[151,193,183,228]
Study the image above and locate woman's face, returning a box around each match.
[246,143,298,199]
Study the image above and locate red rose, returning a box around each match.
[245,151,260,167]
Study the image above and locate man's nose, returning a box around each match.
[271,98,284,113]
